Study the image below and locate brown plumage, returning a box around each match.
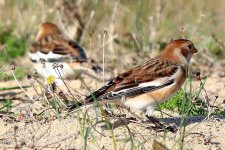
[69,39,198,116]
[29,22,102,80]
[85,58,179,101]
[30,22,87,60]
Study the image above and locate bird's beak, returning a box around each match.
[192,47,198,53]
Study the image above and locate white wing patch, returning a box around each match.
[29,51,68,62]
[28,52,39,61]
[112,66,182,95]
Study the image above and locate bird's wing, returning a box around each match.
[85,58,181,102]
[29,34,87,63]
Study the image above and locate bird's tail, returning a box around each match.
[88,58,103,74]
[66,95,97,112]
[71,58,105,81]
[66,101,84,112]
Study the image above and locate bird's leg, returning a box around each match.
[145,115,177,133]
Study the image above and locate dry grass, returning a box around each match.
[0,0,225,149]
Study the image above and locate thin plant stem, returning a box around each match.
[103,31,106,84]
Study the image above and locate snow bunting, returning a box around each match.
[29,22,102,82]
[69,39,198,116]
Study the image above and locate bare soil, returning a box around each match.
[0,67,225,149]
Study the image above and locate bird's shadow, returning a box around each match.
[100,115,225,133]
[158,115,225,127]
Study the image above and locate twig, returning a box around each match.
[12,70,44,110]
[13,126,19,149]
[103,30,106,83]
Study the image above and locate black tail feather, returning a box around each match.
[66,101,83,111]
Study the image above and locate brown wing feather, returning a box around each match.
[30,34,87,61]
[52,45,70,55]
[50,35,87,59]
[85,58,178,102]
[113,58,177,91]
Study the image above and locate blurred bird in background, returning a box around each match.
[29,22,102,83]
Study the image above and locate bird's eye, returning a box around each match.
[187,44,193,49]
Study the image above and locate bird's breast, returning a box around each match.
[123,68,186,109]
[146,69,186,104]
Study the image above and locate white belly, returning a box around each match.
[123,94,155,110]
[123,95,156,116]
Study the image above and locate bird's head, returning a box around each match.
[160,39,198,66]
[36,22,61,40]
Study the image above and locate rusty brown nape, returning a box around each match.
[37,22,61,39]
[167,39,193,47]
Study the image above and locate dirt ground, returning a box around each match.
[0,115,225,149]
[1,0,225,149]
[0,66,225,149]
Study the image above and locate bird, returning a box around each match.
[68,39,198,119]
[29,22,102,83]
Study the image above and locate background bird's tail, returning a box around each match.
[88,58,103,74]
[72,58,106,81]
